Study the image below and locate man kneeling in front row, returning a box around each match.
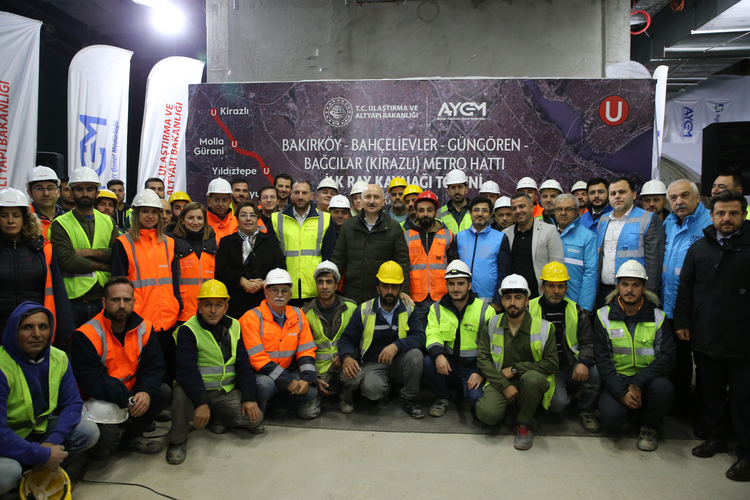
[168,280,263,465]
[476,275,558,450]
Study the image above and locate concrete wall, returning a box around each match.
[207,0,630,83]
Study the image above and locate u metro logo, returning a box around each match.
[599,96,629,126]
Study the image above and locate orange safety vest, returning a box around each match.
[116,230,180,332]
[177,248,216,322]
[239,300,316,373]
[257,217,268,234]
[207,210,238,243]
[77,310,152,390]
[42,241,57,341]
[30,204,53,241]
[404,227,453,302]
[533,203,544,219]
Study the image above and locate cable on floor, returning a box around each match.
[80,477,180,500]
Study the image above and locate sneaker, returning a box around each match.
[514,425,533,450]
[578,410,600,433]
[123,436,163,455]
[339,395,354,414]
[166,442,186,465]
[429,398,450,417]
[726,459,750,482]
[373,397,389,409]
[208,422,229,435]
[637,426,658,452]
[401,398,425,419]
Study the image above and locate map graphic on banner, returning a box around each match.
[185,79,655,201]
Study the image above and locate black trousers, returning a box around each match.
[669,319,699,419]
[694,352,750,462]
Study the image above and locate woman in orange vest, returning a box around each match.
[171,202,218,323]
[111,189,181,384]
[0,188,74,346]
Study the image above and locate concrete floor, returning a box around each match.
[74,425,748,500]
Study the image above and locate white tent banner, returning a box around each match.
[0,12,42,190]
[67,45,132,185]
[137,56,204,197]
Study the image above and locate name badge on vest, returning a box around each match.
[609,328,625,339]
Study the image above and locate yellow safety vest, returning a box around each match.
[305,300,357,374]
[425,298,495,358]
[359,299,414,358]
[597,306,665,376]
[528,297,580,356]
[175,315,240,393]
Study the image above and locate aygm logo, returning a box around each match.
[599,96,629,126]
[437,102,487,120]
[682,106,694,137]
[79,114,108,175]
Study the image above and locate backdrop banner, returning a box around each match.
[185,79,656,201]
[137,56,205,198]
[0,12,42,190]
[67,45,132,185]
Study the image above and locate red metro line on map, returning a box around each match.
[210,107,274,183]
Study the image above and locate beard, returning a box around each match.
[418,216,434,229]
[381,293,398,307]
[505,307,524,319]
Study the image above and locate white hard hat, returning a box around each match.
[500,274,531,296]
[640,180,667,196]
[206,178,232,195]
[479,180,500,195]
[82,398,129,424]
[494,196,512,210]
[131,189,163,209]
[516,177,538,191]
[616,260,648,281]
[539,179,563,193]
[265,268,292,287]
[0,187,30,207]
[68,167,101,187]
[27,166,60,187]
[445,259,472,279]
[571,181,588,193]
[314,260,341,282]
[318,177,339,191]
[328,194,351,210]
[444,169,469,186]
[350,180,367,196]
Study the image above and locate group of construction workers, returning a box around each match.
[1,164,748,497]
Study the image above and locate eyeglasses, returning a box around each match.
[554,207,577,214]
[471,207,491,214]
[238,213,258,220]
[266,286,291,296]
[32,186,58,194]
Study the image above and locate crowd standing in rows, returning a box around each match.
[1,165,749,496]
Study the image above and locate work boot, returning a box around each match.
[122,436,163,455]
[514,425,533,450]
[401,397,425,419]
[249,422,265,435]
[208,422,228,435]
[166,442,186,465]
[726,460,750,482]
[578,410,600,433]
[339,395,354,414]
[637,426,658,452]
[429,398,450,417]
[692,440,729,458]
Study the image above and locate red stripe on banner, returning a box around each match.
[210,108,274,183]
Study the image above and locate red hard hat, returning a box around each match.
[414,190,439,208]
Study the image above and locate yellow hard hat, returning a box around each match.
[540,261,570,282]
[376,261,404,284]
[96,189,118,201]
[197,279,230,300]
[168,191,192,204]
[20,467,71,500]
[387,177,408,193]
[402,184,423,198]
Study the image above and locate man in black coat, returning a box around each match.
[674,190,750,482]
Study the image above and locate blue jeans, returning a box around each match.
[599,375,674,429]
[0,417,99,494]
[71,300,103,328]
[256,370,319,419]
[423,355,484,408]
[547,363,602,413]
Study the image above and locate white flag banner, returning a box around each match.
[0,12,42,190]
[67,45,132,185]
[137,57,204,197]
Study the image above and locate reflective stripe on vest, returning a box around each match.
[273,211,330,299]
[245,306,307,379]
[359,299,414,357]
[177,315,240,393]
[306,301,356,374]
[42,242,58,342]
[427,299,490,357]
[528,297,580,356]
[486,314,555,409]
[124,233,173,289]
[55,210,113,299]
[84,315,148,389]
[0,346,67,439]
[437,205,471,235]
[597,306,665,376]
[177,249,216,322]
[404,228,452,302]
